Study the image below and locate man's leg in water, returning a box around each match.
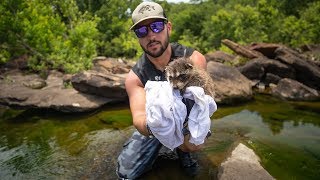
[116,131,163,179]
[179,98,200,176]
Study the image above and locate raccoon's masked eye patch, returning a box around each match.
[178,74,188,80]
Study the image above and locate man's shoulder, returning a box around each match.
[171,42,187,49]
[171,42,194,58]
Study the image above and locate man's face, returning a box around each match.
[135,19,172,58]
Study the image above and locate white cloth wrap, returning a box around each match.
[145,81,186,150]
[183,86,217,145]
[145,81,217,149]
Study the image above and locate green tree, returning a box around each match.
[278,0,318,17]
[1,0,319,66]
[169,1,213,52]
[92,0,141,58]
[299,1,320,44]
[201,8,235,50]
[0,0,99,73]
[0,0,26,63]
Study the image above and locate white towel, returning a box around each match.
[183,86,217,145]
[145,81,186,150]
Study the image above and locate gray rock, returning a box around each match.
[249,42,282,59]
[238,57,296,82]
[0,70,115,113]
[218,143,275,180]
[23,79,47,89]
[71,70,127,100]
[264,73,281,85]
[272,78,320,101]
[207,61,253,104]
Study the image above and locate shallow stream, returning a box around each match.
[0,95,319,179]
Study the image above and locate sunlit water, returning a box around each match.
[0,95,319,179]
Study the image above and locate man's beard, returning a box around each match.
[141,33,170,58]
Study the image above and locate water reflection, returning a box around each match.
[215,95,320,135]
[0,105,133,179]
[212,109,320,179]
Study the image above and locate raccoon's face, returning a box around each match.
[165,58,193,89]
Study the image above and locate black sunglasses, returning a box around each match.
[134,21,166,38]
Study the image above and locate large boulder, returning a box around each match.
[237,59,265,81]
[0,70,115,113]
[71,70,127,100]
[238,57,296,82]
[207,61,253,104]
[71,58,131,100]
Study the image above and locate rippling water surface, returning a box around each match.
[0,95,319,179]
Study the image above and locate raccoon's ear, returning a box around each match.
[186,63,193,69]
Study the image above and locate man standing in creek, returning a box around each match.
[116,2,215,179]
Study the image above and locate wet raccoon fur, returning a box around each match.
[165,57,215,98]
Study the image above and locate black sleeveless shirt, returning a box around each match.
[132,42,194,86]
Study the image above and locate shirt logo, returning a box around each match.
[138,5,155,14]
[155,76,161,81]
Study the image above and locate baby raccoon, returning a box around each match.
[165,57,215,98]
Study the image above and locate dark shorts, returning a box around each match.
[116,131,162,179]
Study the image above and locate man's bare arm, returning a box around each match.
[125,70,149,136]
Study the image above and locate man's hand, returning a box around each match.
[178,134,205,152]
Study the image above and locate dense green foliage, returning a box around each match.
[0,0,319,73]
[0,0,100,73]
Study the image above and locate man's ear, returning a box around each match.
[167,21,172,35]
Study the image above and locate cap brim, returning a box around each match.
[130,16,168,30]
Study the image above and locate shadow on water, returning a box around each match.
[0,95,320,179]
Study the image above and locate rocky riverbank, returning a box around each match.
[0,41,319,112]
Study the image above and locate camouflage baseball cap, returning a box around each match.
[130,2,167,30]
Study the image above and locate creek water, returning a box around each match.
[0,95,319,179]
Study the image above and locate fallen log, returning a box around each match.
[222,39,264,59]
